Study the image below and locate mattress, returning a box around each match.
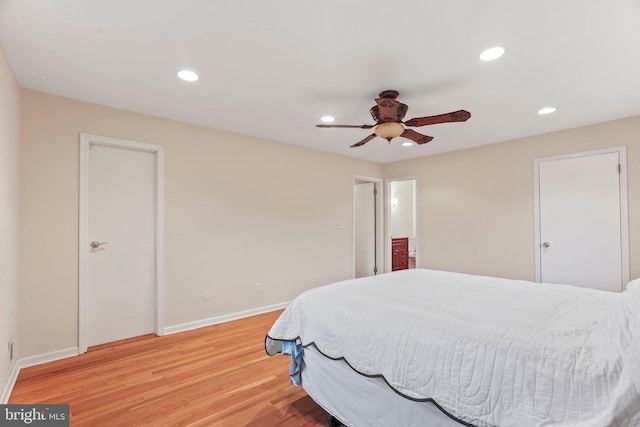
[266,269,640,426]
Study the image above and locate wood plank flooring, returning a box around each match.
[9,310,328,426]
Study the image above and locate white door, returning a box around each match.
[354,182,376,278]
[80,134,163,351]
[536,149,628,292]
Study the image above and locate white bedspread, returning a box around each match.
[265,269,640,427]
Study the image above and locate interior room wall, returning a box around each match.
[13,86,640,362]
[18,89,382,358]
[0,42,20,396]
[382,115,640,282]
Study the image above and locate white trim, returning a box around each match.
[619,148,630,288]
[79,135,90,352]
[352,175,384,278]
[385,176,419,273]
[79,133,165,353]
[17,347,79,370]
[1,360,19,404]
[162,302,290,335]
[533,146,630,287]
[533,160,541,282]
[1,348,79,403]
[155,146,166,335]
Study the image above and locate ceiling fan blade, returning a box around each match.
[316,124,375,129]
[350,133,377,148]
[401,129,434,145]
[404,110,471,127]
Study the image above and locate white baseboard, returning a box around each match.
[163,301,289,335]
[1,360,19,404]
[18,347,79,370]
[1,347,78,404]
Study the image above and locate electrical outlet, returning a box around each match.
[8,338,14,362]
[202,290,214,302]
[255,283,262,293]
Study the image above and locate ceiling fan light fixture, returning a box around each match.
[320,116,335,123]
[315,90,470,148]
[375,122,404,140]
[177,70,199,82]
[479,46,506,62]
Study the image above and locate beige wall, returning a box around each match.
[0,42,20,393]
[383,116,640,282]
[19,90,382,358]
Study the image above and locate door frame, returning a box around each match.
[352,175,384,278]
[386,176,418,273]
[533,146,629,286]
[79,133,165,353]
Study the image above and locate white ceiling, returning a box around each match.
[1,1,639,163]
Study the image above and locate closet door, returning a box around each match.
[536,149,627,292]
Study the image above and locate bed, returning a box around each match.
[265,269,640,427]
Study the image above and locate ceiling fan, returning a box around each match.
[316,90,471,147]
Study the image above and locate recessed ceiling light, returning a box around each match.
[401,141,414,147]
[537,106,557,115]
[479,46,506,62]
[177,70,199,82]
[320,116,335,123]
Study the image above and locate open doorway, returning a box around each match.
[387,178,417,272]
[353,175,383,278]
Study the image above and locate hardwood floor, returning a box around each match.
[9,310,328,426]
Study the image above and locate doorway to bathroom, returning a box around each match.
[353,175,383,278]
[387,178,417,272]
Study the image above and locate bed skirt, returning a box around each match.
[301,345,466,427]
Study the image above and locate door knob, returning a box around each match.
[542,242,550,248]
[90,241,108,249]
